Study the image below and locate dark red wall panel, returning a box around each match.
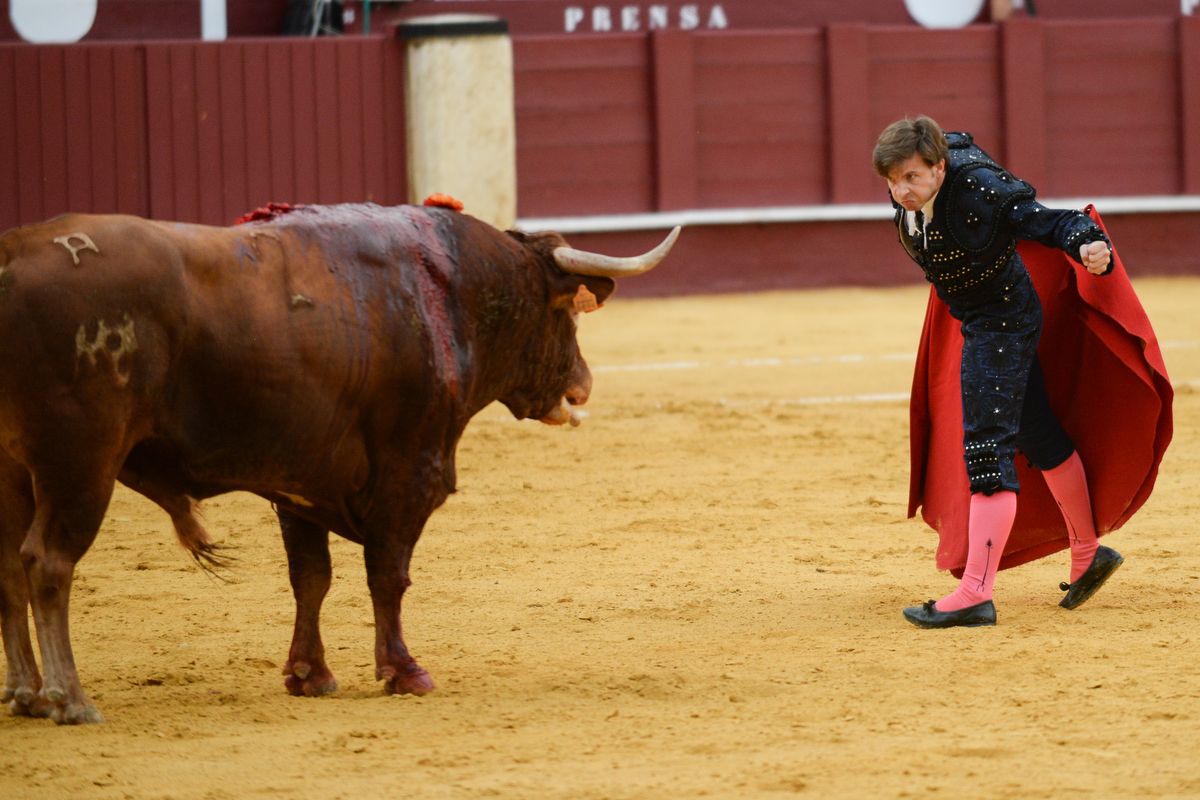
[2,19,1198,295]
[514,35,656,217]
[1043,20,1180,197]
[1,36,403,233]
[0,48,16,228]
[143,36,405,226]
[1183,16,1200,194]
[691,30,827,207]
[865,26,1003,173]
[2,43,148,226]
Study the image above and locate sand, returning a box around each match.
[3,278,1198,799]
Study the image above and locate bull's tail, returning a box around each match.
[171,500,237,579]
[119,467,237,578]
[172,503,235,578]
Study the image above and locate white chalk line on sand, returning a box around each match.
[591,352,915,375]
[594,339,1199,376]
[475,340,1200,420]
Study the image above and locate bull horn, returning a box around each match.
[553,226,681,278]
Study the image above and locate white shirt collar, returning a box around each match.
[905,192,939,236]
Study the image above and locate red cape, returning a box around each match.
[908,206,1173,575]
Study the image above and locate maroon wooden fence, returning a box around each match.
[2,17,1198,234]
[0,35,406,231]
[515,15,1200,218]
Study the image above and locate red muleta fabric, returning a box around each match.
[908,206,1173,576]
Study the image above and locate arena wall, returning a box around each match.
[0,36,406,228]
[1,16,1197,294]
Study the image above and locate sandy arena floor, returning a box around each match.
[2,277,1198,799]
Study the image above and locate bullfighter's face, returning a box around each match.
[886,154,945,212]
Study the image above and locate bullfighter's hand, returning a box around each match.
[1079,241,1111,274]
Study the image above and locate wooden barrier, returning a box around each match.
[0,36,406,230]
[512,16,1200,218]
[1,18,1197,292]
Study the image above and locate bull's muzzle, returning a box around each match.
[540,397,583,427]
[540,381,590,428]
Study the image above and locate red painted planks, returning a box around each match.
[218,42,249,223]
[652,30,698,210]
[827,25,873,204]
[0,48,16,228]
[38,48,69,218]
[312,42,341,205]
[1179,16,1200,194]
[335,37,367,202]
[1043,20,1179,197]
[241,42,274,210]
[291,42,320,204]
[194,45,224,224]
[358,38,389,204]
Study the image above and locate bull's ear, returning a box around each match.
[552,274,615,312]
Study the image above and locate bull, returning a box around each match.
[0,201,679,724]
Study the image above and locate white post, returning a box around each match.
[200,0,227,41]
[400,15,517,230]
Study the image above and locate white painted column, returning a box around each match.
[400,15,517,230]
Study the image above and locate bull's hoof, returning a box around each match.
[8,685,52,718]
[283,661,338,697]
[379,663,435,697]
[43,686,104,724]
[48,700,104,725]
[50,704,104,725]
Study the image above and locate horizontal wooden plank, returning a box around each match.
[692,31,824,66]
[694,65,825,104]
[518,108,653,147]
[514,35,648,70]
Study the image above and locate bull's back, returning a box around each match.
[0,207,452,493]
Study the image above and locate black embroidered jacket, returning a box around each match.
[893,132,1110,311]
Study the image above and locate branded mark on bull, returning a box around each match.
[75,313,139,388]
[54,232,100,265]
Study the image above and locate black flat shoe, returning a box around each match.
[903,599,996,629]
[1059,545,1124,609]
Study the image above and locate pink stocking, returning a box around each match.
[936,491,1017,612]
[1042,451,1099,582]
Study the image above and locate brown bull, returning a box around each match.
[0,202,679,724]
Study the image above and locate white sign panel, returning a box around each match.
[904,0,986,29]
[10,0,97,43]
